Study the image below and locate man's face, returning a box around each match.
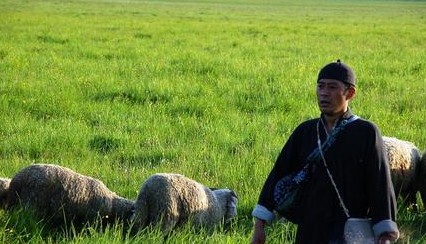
[316,79,354,116]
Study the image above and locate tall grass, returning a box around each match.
[0,0,425,242]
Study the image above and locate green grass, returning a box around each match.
[0,0,425,243]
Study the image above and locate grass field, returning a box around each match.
[0,0,425,243]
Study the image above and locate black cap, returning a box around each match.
[317,59,356,86]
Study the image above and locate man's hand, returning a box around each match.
[251,218,266,244]
[378,231,398,244]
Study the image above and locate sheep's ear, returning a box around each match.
[229,190,238,199]
[226,190,238,219]
[228,190,238,206]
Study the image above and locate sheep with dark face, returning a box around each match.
[0,178,11,209]
[383,136,421,207]
[131,173,238,235]
[6,164,134,227]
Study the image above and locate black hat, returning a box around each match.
[317,59,356,86]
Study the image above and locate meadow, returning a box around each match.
[0,0,425,243]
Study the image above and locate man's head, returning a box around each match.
[316,60,356,117]
[317,59,356,87]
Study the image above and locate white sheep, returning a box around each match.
[383,136,421,207]
[0,178,11,209]
[131,173,238,235]
[6,164,134,227]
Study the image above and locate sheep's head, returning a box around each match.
[211,188,238,221]
[0,178,11,209]
[112,197,135,222]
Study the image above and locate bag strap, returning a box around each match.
[306,115,359,164]
[316,115,359,218]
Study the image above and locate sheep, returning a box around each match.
[131,173,238,235]
[0,178,11,209]
[6,163,134,228]
[383,136,421,208]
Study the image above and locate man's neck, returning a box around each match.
[323,115,338,132]
[322,112,345,132]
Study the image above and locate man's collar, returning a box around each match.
[320,108,354,127]
[341,108,354,119]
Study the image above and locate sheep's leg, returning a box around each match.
[407,190,419,212]
[159,213,178,235]
[416,153,426,212]
[419,184,426,211]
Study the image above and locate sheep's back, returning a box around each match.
[167,174,210,212]
[7,164,117,223]
[383,137,420,194]
[64,175,116,219]
[134,173,211,229]
[7,164,66,212]
[167,174,214,225]
[136,174,207,217]
[135,174,176,223]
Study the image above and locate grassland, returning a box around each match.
[0,0,425,243]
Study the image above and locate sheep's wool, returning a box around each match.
[0,178,10,192]
[132,173,237,235]
[6,164,134,226]
[0,178,11,208]
[383,136,421,207]
[384,137,419,172]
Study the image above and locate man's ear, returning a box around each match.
[346,86,356,100]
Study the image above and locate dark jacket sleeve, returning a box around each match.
[365,124,397,223]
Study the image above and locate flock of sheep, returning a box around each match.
[0,136,425,235]
[0,166,238,235]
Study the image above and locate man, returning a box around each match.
[251,60,399,243]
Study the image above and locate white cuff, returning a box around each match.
[252,204,275,224]
[372,219,399,240]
